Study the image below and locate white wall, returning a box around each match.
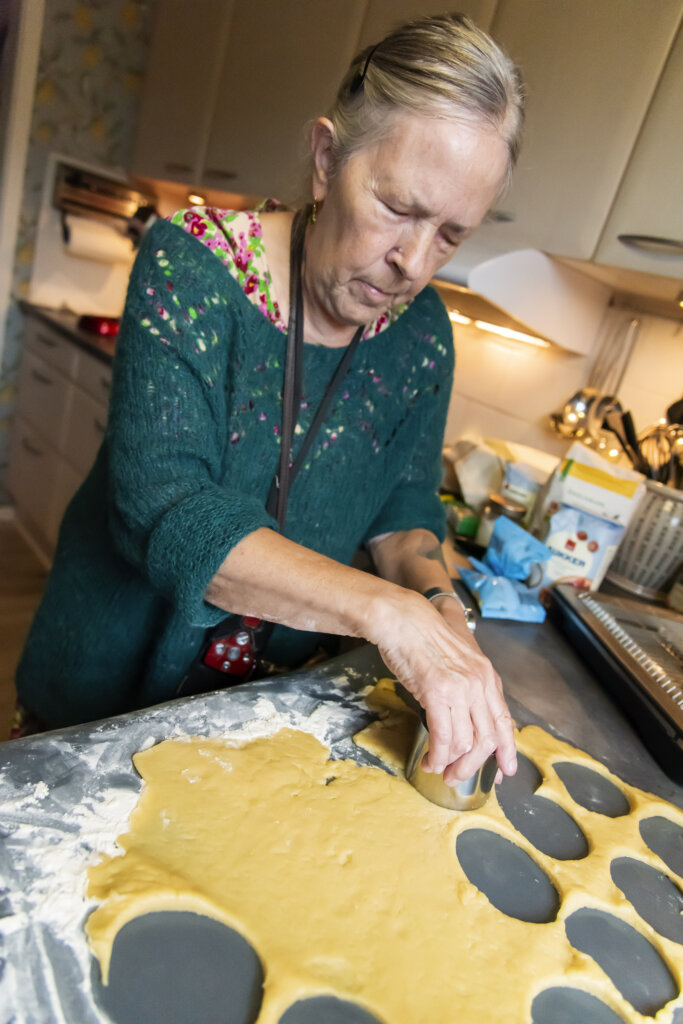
[446,305,682,454]
[445,324,591,455]
[617,314,683,428]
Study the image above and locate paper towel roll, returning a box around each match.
[62,214,134,265]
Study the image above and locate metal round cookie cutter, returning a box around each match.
[406,722,498,811]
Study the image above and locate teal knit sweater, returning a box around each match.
[16,218,454,728]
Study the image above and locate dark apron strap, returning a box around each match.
[266,207,363,525]
[180,206,366,693]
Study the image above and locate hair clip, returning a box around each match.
[349,44,379,95]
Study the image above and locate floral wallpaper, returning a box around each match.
[0,0,156,501]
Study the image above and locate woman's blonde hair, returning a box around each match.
[326,12,524,185]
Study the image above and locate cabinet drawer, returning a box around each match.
[75,349,112,405]
[16,349,74,449]
[24,319,79,379]
[7,417,60,547]
[63,386,107,476]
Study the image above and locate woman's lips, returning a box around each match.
[358,279,395,303]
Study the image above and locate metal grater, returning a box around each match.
[577,592,683,731]
[550,584,683,782]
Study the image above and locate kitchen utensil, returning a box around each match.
[621,410,650,474]
[588,316,641,397]
[550,317,640,455]
[550,386,601,438]
[550,585,683,783]
[600,403,650,473]
[394,680,498,811]
[666,395,683,425]
[601,402,630,453]
[639,422,680,483]
[405,722,498,810]
[587,394,624,460]
[606,478,683,599]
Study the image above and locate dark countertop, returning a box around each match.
[19,299,117,365]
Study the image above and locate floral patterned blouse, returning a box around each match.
[168,204,411,339]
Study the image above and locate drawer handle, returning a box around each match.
[35,331,57,348]
[31,368,53,386]
[94,418,107,434]
[21,437,44,458]
[100,377,111,393]
[164,161,192,173]
[617,234,683,256]
[204,168,237,180]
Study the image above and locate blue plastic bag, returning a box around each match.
[483,516,552,581]
[459,567,547,622]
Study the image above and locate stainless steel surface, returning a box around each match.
[406,722,497,810]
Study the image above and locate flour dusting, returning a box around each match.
[0,687,355,1022]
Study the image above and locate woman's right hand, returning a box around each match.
[367,591,517,785]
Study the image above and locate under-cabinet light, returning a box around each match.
[448,310,472,325]
[473,320,550,348]
[188,193,206,206]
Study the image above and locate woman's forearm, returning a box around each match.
[204,527,412,642]
[205,525,517,783]
[368,528,457,601]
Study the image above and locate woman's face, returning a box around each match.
[306,112,509,330]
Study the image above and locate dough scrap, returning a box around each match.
[87,689,683,1024]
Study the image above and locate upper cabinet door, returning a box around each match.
[201,0,367,199]
[458,0,682,264]
[130,0,235,185]
[594,24,683,276]
[356,0,497,46]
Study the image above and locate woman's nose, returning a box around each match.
[389,226,434,281]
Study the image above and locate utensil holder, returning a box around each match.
[606,479,683,600]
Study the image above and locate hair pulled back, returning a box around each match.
[326,13,524,184]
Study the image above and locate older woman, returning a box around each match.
[16,13,523,786]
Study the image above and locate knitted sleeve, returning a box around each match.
[362,295,454,544]
[106,220,277,627]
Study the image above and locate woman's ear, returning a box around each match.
[310,118,337,199]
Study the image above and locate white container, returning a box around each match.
[606,480,683,600]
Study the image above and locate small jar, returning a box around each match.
[475,492,527,548]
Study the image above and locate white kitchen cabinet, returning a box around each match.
[594,24,683,277]
[453,0,682,268]
[201,0,367,198]
[356,0,497,47]
[132,0,682,278]
[7,418,61,552]
[16,349,75,453]
[131,0,367,199]
[8,316,112,559]
[24,317,79,378]
[129,0,236,185]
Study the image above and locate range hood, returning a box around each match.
[433,248,613,356]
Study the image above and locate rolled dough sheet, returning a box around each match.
[87,687,683,1024]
